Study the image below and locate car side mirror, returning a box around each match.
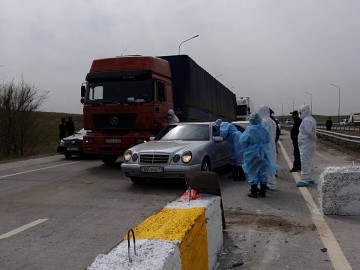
[213,136,224,142]
[81,85,86,97]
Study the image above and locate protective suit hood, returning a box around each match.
[299,104,311,119]
[249,112,262,125]
[258,105,270,118]
[167,109,179,123]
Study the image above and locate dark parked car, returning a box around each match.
[57,128,87,159]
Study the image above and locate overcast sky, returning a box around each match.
[1,0,359,117]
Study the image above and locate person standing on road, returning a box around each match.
[326,117,333,131]
[65,116,75,136]
[289,110,302,172]
[257,105,277,190]
[215,119,246,181]
[296,104,317,187]
[59,117,67,140]
[167,109,179,124]
[237,112,277,197]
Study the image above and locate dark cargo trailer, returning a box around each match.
[159,55,237,122]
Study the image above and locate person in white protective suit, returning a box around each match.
[296,104,317,187]
[236,112,277,197]
[257,105,278,190]
[167,109,179,124]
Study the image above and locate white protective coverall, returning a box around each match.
[257,105,277,189]
[167,109,179,124]
[298,104,317,184]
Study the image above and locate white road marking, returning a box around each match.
[279,141,352,270]
[0,161,81,179]
[0,219,48,239]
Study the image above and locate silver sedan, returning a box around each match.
[121,122,231,183]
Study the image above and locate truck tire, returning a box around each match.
[101,155,118,165]
[201,158,211,171]
[65,154,72,159]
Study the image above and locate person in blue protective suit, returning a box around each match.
[236,112,277,198]
[257,105,278,190]
[215,120,246,181]
[296,104,317,187]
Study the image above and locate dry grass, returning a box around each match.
[0,111,83,160]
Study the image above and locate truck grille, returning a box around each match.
[140,154,169,164]
[92,113,136,128]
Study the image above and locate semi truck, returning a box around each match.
[236,97,254,120]
[348,112,360,125]
[80,55,237,165]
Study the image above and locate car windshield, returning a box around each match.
[157,124,210,141]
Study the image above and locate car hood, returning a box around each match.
[132,140,208,153]
[63,134,84,141]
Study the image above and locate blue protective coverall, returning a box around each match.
[219,122,243,166]
[236,113,277,186]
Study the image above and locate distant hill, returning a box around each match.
[0,111,83,159]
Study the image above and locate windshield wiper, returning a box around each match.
[86,100,120,104]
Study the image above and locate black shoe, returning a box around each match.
[248,185,258,198]
[259,184,267,197]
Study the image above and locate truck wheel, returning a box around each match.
[201,159,210,171]
[101,156,118,165]
[65,154,72,159]
[130,177,144,184]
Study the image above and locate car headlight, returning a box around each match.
[59,140,65,147]
[84,138,94,145]
[123,150,132,162]
[181,151,192,163]
[172,154,180,163]
[132,153,138,162]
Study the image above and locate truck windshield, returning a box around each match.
[85,79,153,103]
[236,105,247,116]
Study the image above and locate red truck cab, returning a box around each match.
[81,56,173,165]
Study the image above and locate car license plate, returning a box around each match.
[140,166,164,173]
[67,147,78,151]
[106,138,121,143]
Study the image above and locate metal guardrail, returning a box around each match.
[317,124,360,132]
[316,129,360,145]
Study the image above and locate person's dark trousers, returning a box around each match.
[293,140,301,170]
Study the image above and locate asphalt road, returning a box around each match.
[217,130,360,270]
[0,131,359,270]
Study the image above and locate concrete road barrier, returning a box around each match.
[88,194,223,270]
[319,166,360,215]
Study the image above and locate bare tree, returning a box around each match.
[0,78,49,157]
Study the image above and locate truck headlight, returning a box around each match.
[84,138,94,145]
[123,150,132,162]
[59,140,65,147]
[181,151,192,163]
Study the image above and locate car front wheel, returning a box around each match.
[201,159,211,171]
[130,177,145,184]
[101,155,118,165]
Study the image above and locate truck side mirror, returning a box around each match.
[80,97,84,104]
[81,85,86,98]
